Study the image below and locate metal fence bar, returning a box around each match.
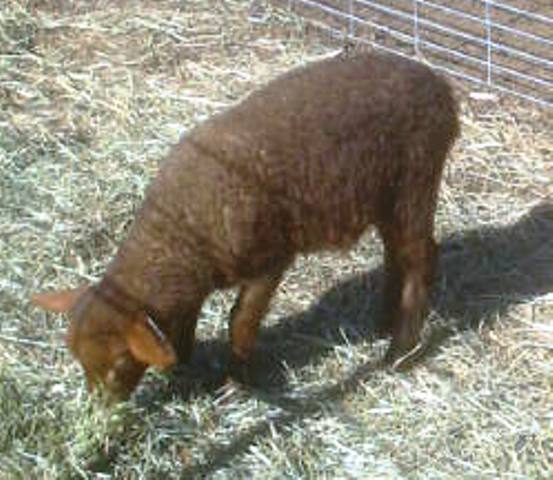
[353,0,425,24]
[419,40,552,88]
[284,0,553,106]
[314,21,425,60]
[348,0,355,38]
[413,0,420,55]
[488,23,553,47]
[484,0,492,85]
[487,0,553,25]
[418,1,485,24]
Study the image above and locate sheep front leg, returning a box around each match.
[170,305,202,365]
[229,271,283,382]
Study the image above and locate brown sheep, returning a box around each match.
[32,51,460,400]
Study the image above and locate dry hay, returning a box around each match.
[0,0,551,478]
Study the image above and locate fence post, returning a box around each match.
[485,0,493,86]
[413,0,420,56]
[348,0,355,40]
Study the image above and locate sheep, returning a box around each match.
[32,51,460,400]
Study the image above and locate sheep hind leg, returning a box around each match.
[380,223,438,369]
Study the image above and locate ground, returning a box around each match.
[0,1,552,478]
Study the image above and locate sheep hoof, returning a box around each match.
[384,340,428,371]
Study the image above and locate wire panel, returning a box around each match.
[281,0,553,107]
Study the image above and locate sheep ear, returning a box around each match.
[125,314,176,370]
[31,285,89,313]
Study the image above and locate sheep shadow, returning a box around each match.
[165,202,553,394]
[137,202,553,476]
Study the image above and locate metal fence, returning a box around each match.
[280,0,553,107]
